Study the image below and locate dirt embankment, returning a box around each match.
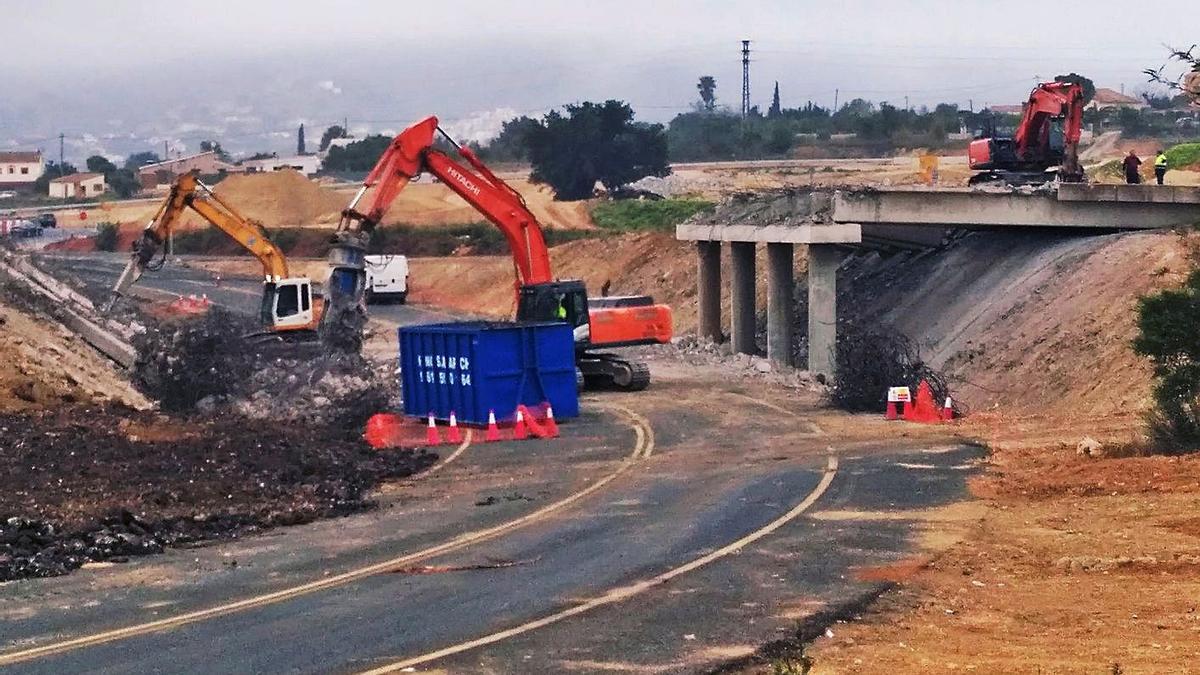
[0,287,149,413]
[838,229,1187,420]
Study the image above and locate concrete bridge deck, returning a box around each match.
[676,184,1200,376]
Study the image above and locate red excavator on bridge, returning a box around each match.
[968,81,1086,186]
[320,116,672,390]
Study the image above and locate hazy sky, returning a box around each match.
[5,0,1198,162]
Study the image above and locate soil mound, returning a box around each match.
[190,169,345,227]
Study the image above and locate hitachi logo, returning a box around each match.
[444,167,481,196]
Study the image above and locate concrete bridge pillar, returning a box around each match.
[807,244,842,379]
[696,241,722,342]
[766,243,794,367]
[730,242,756,355]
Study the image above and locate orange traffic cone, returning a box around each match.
[942,396,954,421]
[885,400,898,420]
[446,411,462,443]
[425,412,441,446]
[543,403,560,438]
[512,408,528,440]
[485,410,501,442]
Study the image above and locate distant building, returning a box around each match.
[240,154,323,176]
[1087,88,1148,111]
[137,151,240,191]
[0,151,45,191]
[48,172,106,199]
[985,104,1025,115]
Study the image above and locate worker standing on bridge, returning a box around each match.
[1155,150,1169,185]
[1123,150,1142,184]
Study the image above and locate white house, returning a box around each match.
[49,172,106,199]
[0,151,45,191]
[241,154,322,176]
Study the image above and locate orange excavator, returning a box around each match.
[105,170,323,339]
[320,116,672,390]
[968,81,1086,186]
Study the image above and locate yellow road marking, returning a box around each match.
[0,409,650,666]
[730,392,824,436]
[356,455,839,674]
[419,430,473,479]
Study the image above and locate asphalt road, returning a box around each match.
[36,252,454,330]
[3,254,984,673]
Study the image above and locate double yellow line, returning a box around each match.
[0,408,652,666]
[356,454,838,674]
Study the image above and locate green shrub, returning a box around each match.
[94,222,120,252]
[1165,143,1200,169]
[590,199,713,232]
[1133,267,1200,453]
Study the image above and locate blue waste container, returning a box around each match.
[399,321,579,425]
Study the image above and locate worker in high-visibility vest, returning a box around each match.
[1154,150,1169,186]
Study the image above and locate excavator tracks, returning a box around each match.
[579,353,651,392]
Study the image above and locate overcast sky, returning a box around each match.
[5,0,1198,162]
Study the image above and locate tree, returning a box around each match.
[477,116,539,163]
[768,81,782,118]
[123,151,161,171]
[319,125,348,152]
[86,155,117,175]
[1054,73,1096,104]
[322,135,392,172]
[526,100,670,201]
[84,155,139,197]
[199,140,231,162]
[697,76,717,112]
[297,124,306,155]
[107,170,141,198]
[1134,268,1200,452]
[1144,44,1200,105]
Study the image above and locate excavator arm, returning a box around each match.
[320,116,554,347]
[105,170,291,310]
[1013,82,1084,156]
[330,116,551,286]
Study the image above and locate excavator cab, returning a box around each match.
[261,277,318,333]
[517,280,591,345]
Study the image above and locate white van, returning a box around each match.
[364,254,409,304]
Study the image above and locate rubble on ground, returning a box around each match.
[0,405,435,581]
[132,308,389,434]
[663,335,826,391]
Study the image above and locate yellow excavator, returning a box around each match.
[104,170,322,339]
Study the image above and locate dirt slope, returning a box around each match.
[0,293,149,412]
[840,230,1187,417]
